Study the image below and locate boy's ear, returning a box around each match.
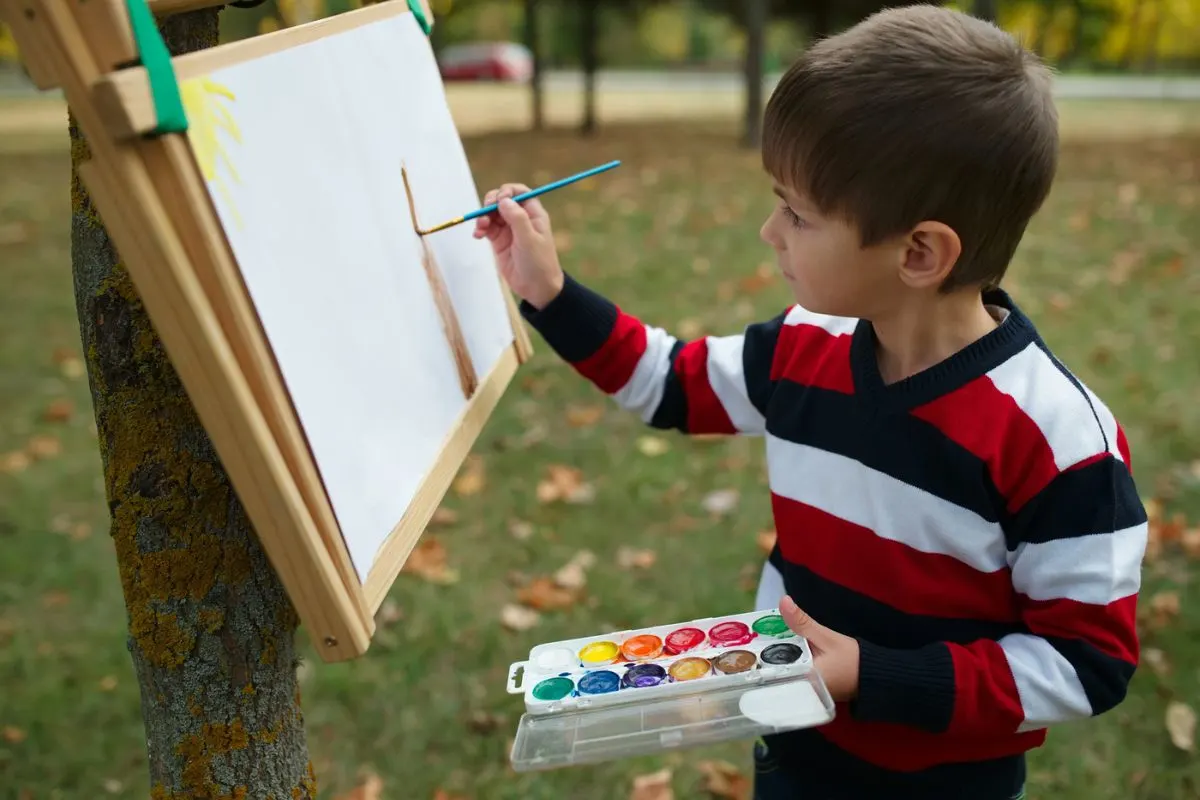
[898,221,961,290]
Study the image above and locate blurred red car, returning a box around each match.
[437,41,533,82]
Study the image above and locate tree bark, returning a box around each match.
[579,0,598,135]
[69,10,315,798]
[524,0,544,130]
[742,0,767,148]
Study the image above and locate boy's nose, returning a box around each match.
[760,219,780,249]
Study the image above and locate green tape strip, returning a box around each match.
[124,0,188,133]
[407,0,432,35]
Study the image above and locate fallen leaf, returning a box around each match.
[453,455,486,497]
[696,760,751,800]
[1162,255,1184,278]
[26,435,61,460]
[500,603,540,631]
[1161,512,1186,543]
[637,436,670,457]
[566,404,605,428]
[335,773,383,800]
[1145,591,1181,629]
[553,549,597,592]
[678,317,703,338]
[756,529,777,554]
[42,399,73,424]
[52,347,84,379]
[98,675,118,691]
[739,262,775,294]
[401,537,460,585]
[430,507,459,526]
[508,519,534,541]
[1107,250,1141,285]
[630,768,673,800]
[466,710,503,735]
[1165,700,1196,751]
[701,488,740,516]
[2,725,26,743]
[516,576,579,611]
[616,546,657,570]
[0,451,31,474]
[375,600,403,625]
[553,560,588,591]
[1181,527,1200,559]
[536,464,595,504]
[1143,647,1170,677]
[1047,292,1073,312]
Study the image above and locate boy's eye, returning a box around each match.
[781,204,804,229]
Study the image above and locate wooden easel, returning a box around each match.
[0,0,534,662]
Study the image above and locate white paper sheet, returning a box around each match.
[184,12,514,581]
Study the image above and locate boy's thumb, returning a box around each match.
[779,595,825,641]
[498,197,536,239]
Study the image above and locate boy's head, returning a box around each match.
[759,4,1058,318]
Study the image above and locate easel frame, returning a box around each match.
[1,0,533,661]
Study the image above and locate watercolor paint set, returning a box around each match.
[504,608,836,771]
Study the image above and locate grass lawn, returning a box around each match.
[1,115,1198,799]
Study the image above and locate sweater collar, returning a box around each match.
[848,288,1038,413]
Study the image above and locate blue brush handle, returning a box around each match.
[464,160,621,221]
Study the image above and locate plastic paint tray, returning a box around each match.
[505,608,836,771]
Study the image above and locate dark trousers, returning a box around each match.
[751,739,1028,800]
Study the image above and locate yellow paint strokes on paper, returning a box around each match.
[181,76,243,229]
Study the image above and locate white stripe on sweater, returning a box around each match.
[766,435,1009,574]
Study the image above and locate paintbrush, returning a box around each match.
[417,159,621,235]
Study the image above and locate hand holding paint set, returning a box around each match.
[504,608,836,771]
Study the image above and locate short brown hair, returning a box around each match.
[762,4,1058,292]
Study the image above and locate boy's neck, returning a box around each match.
[869,290,1001,386]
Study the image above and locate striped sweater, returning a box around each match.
[519,274,1148,796]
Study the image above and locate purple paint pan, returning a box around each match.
[621,663,667,689]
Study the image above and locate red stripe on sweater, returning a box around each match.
[771,323,855,393]
[817,710,1045,771]
[1021,592,1139,664]
[946,639,1028,735]
[910,376,1061,513]
[572,311,646,394]
[1116,424,1132,471]
[674,339,737,434]
[772,494,1020,623]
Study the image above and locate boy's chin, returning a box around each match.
[788,286,860,319]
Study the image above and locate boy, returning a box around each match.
[475,5,1147,799]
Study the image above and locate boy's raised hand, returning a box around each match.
[779,595,861,702]
[473,183,564,310]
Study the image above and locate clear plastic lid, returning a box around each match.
[510,667,835,771]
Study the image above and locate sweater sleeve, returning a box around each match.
[519,273,785,435]
[849,446,1147,735]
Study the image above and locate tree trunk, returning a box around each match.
[579,0,598,135]
[524,0,543,130]
[742,0,767,148]
[69,10,315,798]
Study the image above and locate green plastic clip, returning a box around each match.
[407,0,432,35]
[124,0,188,134]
